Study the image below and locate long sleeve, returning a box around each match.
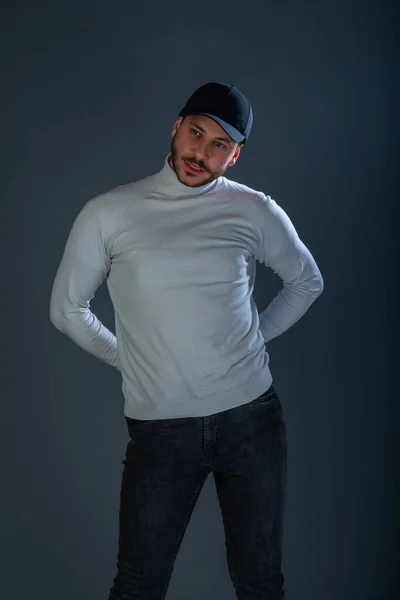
[49,199,120,370]
[254,194,324,343]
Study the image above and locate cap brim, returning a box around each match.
[190,113,245,144]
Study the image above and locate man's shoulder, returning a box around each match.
[87,171,157,214]
[220,175,269,205]
[106,171,157,200]
[111,170,158,195]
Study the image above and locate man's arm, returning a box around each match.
[255,194,324,343]
[49,199,120,370]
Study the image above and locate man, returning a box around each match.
[50,82,323,599]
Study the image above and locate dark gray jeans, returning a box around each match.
[107,384,287,600]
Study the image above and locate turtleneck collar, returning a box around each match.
[153,154,221,199]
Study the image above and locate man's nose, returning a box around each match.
[191,142,209,161]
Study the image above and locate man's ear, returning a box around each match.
[171,116,184,138]
[228,145,242,167]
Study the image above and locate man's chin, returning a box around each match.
[178,171,213,188]
[170,154,218,188]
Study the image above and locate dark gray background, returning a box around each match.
[1,1,398,599]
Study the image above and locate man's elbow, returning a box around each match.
[311,270,324,299]
[49,307,64,331]
[49,297,68,332]
[299,269,323,302]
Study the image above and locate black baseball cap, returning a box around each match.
[178,82,253,145]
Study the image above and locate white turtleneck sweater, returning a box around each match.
[50,154,323,420]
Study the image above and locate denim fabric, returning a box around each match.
[107,385,287,599]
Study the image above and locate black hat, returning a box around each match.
[179,82,253,145]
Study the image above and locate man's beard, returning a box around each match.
[169,139,229,188]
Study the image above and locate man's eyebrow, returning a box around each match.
[190,120,233,144]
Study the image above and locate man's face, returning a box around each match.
[169,115,242,188]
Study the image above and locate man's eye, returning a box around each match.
[191,129,200,136]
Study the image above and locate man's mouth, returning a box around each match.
[183,160,205,174]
